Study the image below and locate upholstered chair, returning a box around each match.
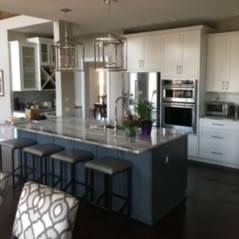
[12,181,79,239]
[0,171,11,193]
[0,171,11,206]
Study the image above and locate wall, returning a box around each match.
[0,16,51,123]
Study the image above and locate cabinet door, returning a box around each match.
[206,35,227,92]
[40,43,49,64]
[143,35,161,70]
[181,30,200,76]
[161,32,180,76]
[227,34,239,92]
[188,134,198,157]
[21,45,38,90]
[127,37,143,70]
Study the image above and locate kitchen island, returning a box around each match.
[15,116,188,225]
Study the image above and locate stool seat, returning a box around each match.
[24,144,64,156]
[85,156,131,175]
[0,138,35,150]
[51,149,93,164]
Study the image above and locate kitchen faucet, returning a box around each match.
[114,96,127,131]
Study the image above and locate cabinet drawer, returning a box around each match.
[199,144,238,165]
[200,118,238,130]
[200,128,237,147]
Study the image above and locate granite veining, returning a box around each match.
[15,116,188,153]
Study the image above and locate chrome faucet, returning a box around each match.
[114,96,127,131]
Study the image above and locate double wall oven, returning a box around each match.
[160,79,198,133]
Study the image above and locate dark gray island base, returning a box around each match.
[15,117,188,226]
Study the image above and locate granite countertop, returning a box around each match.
[14,116,187,154]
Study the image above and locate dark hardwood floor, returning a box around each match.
[1,161,239,239]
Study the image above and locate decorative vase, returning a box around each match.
[141,120,152,136]
[125,126,137,137]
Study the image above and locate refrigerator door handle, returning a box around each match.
[135,80,142,103]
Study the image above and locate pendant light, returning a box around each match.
[94,0,127,71]
[50,8,85,72]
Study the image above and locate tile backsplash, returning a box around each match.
[13,90,56,111]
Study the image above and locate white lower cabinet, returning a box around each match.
[199,118,239,168]
[188,134,199,158]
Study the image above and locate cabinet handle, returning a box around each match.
[211,151,223,155]
[222,81,224,90]
[211,136,223,139]
[226,81,229,90]
[180,65,183,74]
[139,59,144,68]
[212,123,224,126]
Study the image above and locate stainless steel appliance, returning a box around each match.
[160,79,198,133]
[161,79,197,103]
[123,72,160,127]
[205,102,234,116]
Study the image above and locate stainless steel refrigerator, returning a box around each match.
[123,72,160,127]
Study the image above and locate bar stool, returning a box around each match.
[85,156,132,223]
[0,138,36,187]
[50,149,94,197]
[23,144,64,185]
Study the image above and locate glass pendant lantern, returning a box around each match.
[50,8,85,72]
[94,0,126,71]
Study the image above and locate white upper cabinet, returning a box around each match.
[27,37,54,65]
[10,41,39,91]
[161,29,201,78]
[206,32,239,92]
[27,37,55,90]
[126,34,161,71]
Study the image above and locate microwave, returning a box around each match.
[205,102,234,116]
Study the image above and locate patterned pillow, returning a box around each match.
[12,181,79,239]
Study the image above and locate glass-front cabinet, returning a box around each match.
[9,41,39,91]
[27,37,55,90]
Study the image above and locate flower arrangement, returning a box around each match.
[122,110,139,136]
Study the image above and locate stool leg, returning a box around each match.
[60,161,63,190]
[52,157,55,187]
[24,152,27,179]
[19,149,23,177]
[104,174,108,207]
[39,156,43,184]
[11,149,16,188]
[32,155,35,181]
[0,146,2,171]
[127,168,132,217]
[90,169,94,202]
[84,168,88,201]
[44,156,48,185]
[108,175,113,225]
[71,163,74,196]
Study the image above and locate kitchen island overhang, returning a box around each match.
[15,116,188,225]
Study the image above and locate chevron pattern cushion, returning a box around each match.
[12,181,79,239]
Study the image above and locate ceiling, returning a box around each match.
[1,0,239,37]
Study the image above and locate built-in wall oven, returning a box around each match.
[160,79,198,133]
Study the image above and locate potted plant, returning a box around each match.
[134,99,157,136]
